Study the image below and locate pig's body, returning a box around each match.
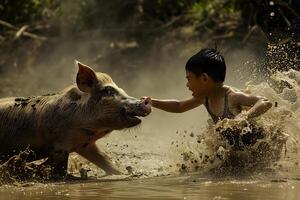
[0,62,151,178]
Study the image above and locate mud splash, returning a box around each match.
[170,69,300,177]
[0,148,53,185]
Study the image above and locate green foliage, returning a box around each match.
[78,0,139,30]
[0,0,52,25]
[1,0,298,40]
[187,0,240,24]
[142,0,196,22]
[0,0,252,34]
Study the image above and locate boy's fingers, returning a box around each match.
[140,96,152,105]
[141,96,151,100]
[144,97,151,104]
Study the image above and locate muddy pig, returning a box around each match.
[0,61,151,179]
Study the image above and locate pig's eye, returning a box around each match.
[101,86,118,97]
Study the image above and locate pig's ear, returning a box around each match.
[75,61,99,93]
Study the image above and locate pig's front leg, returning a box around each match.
[76,143,121,175]
[43,149,69,179]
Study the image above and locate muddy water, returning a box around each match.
[0,171,300,200]
[1,129,299,200]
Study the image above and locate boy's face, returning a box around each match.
[185,70,212,98]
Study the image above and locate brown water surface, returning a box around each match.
[1,170,300,200]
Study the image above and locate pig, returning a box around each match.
[0,61,151,179]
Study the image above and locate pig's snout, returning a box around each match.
[122,98,151,118]
[139,98,151,116]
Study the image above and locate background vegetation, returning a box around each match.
[0,0,299,95]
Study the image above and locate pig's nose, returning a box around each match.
[140,99,151,116]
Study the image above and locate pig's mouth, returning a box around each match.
[127,112,142,124]
[121,108,149,127]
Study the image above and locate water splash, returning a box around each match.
[170,69,300,176]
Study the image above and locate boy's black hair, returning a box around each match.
[185,48,226,82]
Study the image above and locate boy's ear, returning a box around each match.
[201,73,209,81]
[75,60,99,93]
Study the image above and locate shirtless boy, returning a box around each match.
[143,48,272,147]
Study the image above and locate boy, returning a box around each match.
[144,48,272,148]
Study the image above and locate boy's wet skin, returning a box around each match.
[143,48,273,147]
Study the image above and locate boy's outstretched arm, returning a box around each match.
[144,97,203,113]
[234,92,273,119]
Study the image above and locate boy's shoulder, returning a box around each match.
[226,85,263,107]
[225,85,251,96]
[225,85,241,96]
[225,86,254,104]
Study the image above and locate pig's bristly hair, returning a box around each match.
[96,72,115,85]
[96,72,128,96]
